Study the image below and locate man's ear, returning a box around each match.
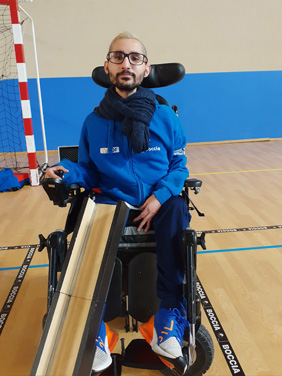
[144,64,151,78]
[104,60,109,75]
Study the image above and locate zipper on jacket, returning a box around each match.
[107,120,114,153]
[127,140,144,205]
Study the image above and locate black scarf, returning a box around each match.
[96,86,156,154]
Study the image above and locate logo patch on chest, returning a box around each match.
[100,147,120,154]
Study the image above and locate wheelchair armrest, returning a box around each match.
[184,178,202,189]
[182,178,204,216]
[41,178,81,207]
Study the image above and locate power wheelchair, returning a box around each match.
[39,63,214,376]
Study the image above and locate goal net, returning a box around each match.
[0,0,44,187]
[0,3,28,171]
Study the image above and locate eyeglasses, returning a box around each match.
[107,51,148,65]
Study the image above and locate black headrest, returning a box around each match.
[92,63,185,89]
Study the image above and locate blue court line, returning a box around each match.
[1,245,281,271]
[0,264,49,272]
[198,244,282,254]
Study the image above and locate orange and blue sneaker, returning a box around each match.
[140,308,189,376]
[92,321,119,375]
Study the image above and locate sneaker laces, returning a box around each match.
[171,308,189,345]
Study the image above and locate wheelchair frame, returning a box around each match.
[38,62,214,376]
[38,175,214,376]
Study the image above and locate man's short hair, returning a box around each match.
[108,32,148,56]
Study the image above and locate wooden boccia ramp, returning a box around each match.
[31,198,129,376]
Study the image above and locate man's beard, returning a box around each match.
[109,70,145,92]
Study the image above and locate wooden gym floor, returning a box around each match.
[0,139,281,375]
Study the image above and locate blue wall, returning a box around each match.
[28,70,282,151]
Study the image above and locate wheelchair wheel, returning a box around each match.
[185,325,214,376]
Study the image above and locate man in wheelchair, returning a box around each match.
[45,32,192,376]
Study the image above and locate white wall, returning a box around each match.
[21,0,282,78]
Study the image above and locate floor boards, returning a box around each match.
[0,140,282,375]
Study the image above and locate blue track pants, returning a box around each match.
[152,196,191,316]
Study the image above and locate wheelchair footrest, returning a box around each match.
[121,339,166,370]
[128,253,160,323]
[103,258,123,322]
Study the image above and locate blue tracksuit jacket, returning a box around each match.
[59,101,189,207]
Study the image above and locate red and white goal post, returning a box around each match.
[0,0,47,186]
